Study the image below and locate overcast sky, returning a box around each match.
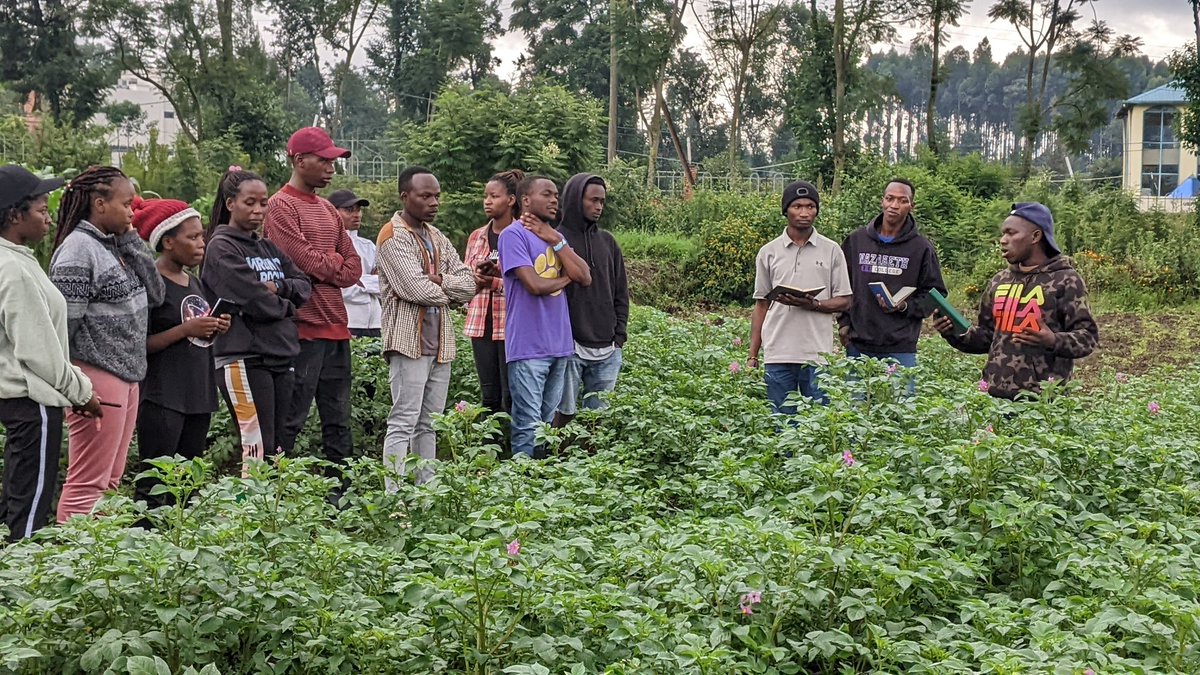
[253,0,1195,84]
[488,0,1195,81]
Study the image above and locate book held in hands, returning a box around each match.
[868,282,917,309]
[766,284,825,303]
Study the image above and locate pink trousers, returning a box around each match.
[57,363,139,523]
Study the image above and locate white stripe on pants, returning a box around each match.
[26,404,49,538]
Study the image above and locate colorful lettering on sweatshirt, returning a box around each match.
[992,283,1045,334]
[857,252,911,276]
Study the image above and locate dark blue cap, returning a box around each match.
[1009,202,1060,256]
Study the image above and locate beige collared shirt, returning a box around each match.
[753,229,852,364]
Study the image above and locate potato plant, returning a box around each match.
[2,307,1198,674]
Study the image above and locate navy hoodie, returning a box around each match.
[201,224,313,365]
[557,173,630,348]
[838,214,946,354]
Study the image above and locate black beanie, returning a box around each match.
[782,180,820,215]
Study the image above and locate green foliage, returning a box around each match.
[396,84,605,191]
[1170,42,1200,155]
[0,115,110,172]
[122,132,251,204]
[692,216,769,303]
[4,307,1200,673]
[611,231,699,310]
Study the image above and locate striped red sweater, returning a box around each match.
[264,184,362,341]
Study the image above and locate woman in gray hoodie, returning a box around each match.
[49,166,165,523]
[0,166,101,540]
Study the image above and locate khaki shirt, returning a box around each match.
[753,229,852,364]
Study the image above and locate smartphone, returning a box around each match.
[207,298,231,318]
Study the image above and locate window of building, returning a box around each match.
[164,110,175,119]
[1143,106,1177,149]
[1142,163,1179,196]
[1141,106,1180,196]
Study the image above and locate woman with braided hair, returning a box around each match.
[49,166,165,523]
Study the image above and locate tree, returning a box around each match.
[782,1,836,180]
[86,0,289,159]
[913,0,966,155]
[1,0,115,124]
[988,0,1089,179]
[697,0,784,172]
[1170,1,1200,154]
[369,0,502,122]
[1049,20,1140,158]
[511,0,684,160]
[829,0,901,194]
[269,0,385,137]
[395,82,604,195]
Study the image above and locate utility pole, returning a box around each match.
[608,0,619,166]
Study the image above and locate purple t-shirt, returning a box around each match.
[499,223,573,363]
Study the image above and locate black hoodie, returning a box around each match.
[838,213,946,354]
[557,173,630,348]
[201,224,313,365]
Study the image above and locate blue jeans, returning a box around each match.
[846,345,917,395]
[764,363,828,415]
[558,349,623,416]
[508,357,569,458]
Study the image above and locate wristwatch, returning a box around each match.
[553,238,568,252]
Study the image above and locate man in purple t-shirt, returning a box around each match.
[498,176,592,458]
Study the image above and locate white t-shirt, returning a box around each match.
[342,230,382,331]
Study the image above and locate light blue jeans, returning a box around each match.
[558,349,623,416]
[508,357,569,458]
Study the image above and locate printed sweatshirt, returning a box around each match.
[557,173,629,348]
[263,184,361,341]
[49,221,166,383]
[201,225,313,364]
[0,237,93,407]
[945,256,1099,399]
[838,214,946,353]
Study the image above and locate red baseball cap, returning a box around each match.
[286,127,350,160]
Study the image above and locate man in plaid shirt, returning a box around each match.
[377,167,475,488]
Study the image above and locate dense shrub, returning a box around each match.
[3,307,1200,673]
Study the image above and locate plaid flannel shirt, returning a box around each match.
[378,214,476,363]
[463,223,506,340]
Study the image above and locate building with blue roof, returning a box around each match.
[1120,84,1196,211]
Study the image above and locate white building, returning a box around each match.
[91,73,183,165]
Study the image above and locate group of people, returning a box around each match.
[749,177,1099,413]
[0,124,1098,543]
[0,127,629,541]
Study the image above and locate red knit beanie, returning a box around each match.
[132,197,202,251]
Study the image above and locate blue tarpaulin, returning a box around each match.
[1168,175,1200,198]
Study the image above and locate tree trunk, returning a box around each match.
[728,60,749,174]
[607,0,619,165]
[217,0,233,66]
[926,8,941,155]
[646,80,665,189]
[658,88,694,195]
[831,0,847,195]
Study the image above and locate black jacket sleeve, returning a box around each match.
[202,235,301,321]
[905,242,947,321]
[611,234,630,347]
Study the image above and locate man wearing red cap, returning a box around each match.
[264,127,362,483]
